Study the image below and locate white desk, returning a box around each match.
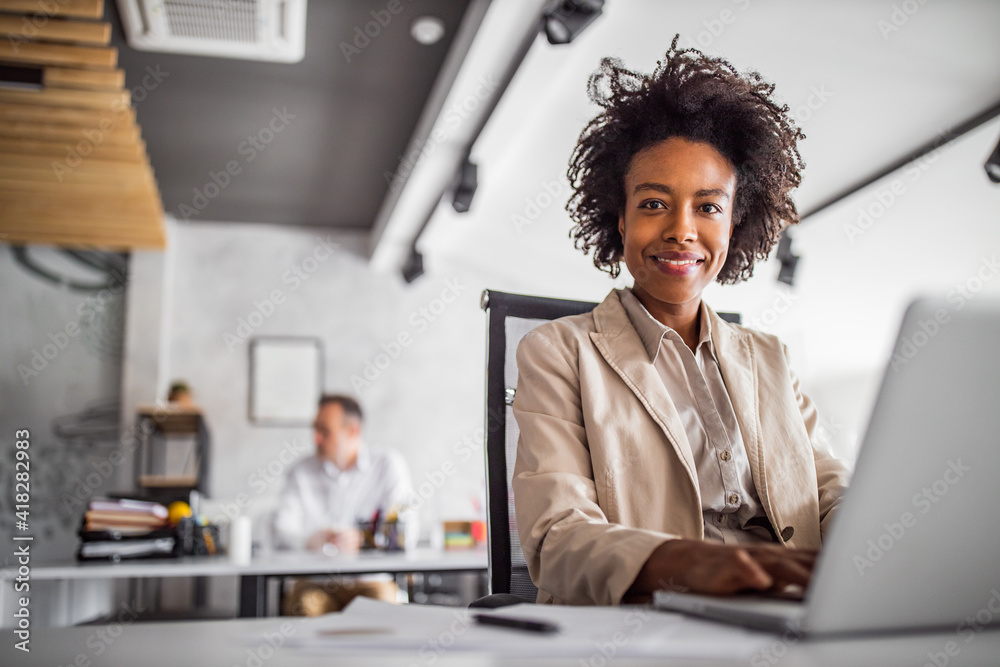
[0,548,487,618]
[2,601,998,667]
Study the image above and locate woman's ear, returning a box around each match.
[618,214,625,239]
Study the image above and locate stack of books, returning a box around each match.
[443,520,476,550]
[77,499,176,561]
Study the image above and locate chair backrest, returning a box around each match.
[480,288,743,601]
[480,289,599,600]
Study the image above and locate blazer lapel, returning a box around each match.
[588,292,700,497]
[709,309,769,510]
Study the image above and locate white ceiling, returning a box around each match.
[406,0,1000,284]
[481,0,1000,212]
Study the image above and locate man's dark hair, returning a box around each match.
[318,394,363,424]
[567,36,805,284]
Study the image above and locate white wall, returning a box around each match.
[0,245,128,624]
[158,220,492,538]
[0,246,126,550]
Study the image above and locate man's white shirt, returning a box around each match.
[272,446,412,550]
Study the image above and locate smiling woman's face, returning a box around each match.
[617,137,737,321]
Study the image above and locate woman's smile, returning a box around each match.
[649,250,705,276]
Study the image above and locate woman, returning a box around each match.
[511,38,850,606]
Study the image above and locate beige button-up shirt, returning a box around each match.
[619,289,774,544]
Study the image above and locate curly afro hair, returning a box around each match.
[567,36,805,283]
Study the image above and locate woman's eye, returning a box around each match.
[640,200,665,209]
[700,203,722,214]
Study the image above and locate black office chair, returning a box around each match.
[471,289,599,609]
[470,289,741,609]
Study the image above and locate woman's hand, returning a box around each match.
[625,539,816,601]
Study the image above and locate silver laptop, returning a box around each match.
[655,297,1000,636]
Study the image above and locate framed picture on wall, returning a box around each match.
[249,337,323,425]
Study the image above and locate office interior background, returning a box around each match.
[1,0,999,621]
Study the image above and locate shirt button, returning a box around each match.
[720,450,732,461]
[728,493,740,505]
[715,513,726,524]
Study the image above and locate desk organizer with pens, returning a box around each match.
[357,506,412,551]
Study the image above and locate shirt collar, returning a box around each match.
[319,444,370,478]
[619,287,715,363]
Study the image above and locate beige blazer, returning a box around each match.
[511,289,849,605]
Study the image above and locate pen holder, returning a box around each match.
[176,517,220,556]
[357,517,382,550]
[383,517,405,552]
[356,515,410,551]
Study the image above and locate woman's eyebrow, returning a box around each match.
[632,182,671,195]
[632,182,731,200]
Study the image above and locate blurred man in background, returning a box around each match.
[273,394,412,614]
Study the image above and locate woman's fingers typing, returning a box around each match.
[634,539,820,597]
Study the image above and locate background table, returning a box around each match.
[233,549,488,616]
[0,548,488,621]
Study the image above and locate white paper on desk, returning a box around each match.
[283,598,770,660]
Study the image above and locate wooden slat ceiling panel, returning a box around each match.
[0,0,103,20]
[0,177,156,194]
[0,40,117,68]
[0,87,131,109]
[0,136,146,161]
[0,102,135,126]
[0,14,110,44]
[0,160,156,185]
[43,66,125,90]
[0,0,164,249]
[0,120,140,145]
[0,191,161,219]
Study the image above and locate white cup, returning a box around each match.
[230,516,252,566]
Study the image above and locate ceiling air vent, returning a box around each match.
[116,0,307,63]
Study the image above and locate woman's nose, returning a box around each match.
[662,207,697,243]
